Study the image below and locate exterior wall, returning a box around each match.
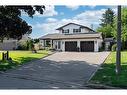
[21,34,30,40]
[60,24,91,34]
[40,38,102,52]
[0,34,30,50]
[53,38,102,52]
[94,40,98,52]
[62,24,80,34]
[81,28,91,33]
[52,40,62,51]
[0,40,17,50]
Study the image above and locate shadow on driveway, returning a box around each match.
[0,58,100,89]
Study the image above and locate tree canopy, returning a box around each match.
[100,8,115,27]
[97,7,127,49]
[97,8,115,38]
[0,6,45,41]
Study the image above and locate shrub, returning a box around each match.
[111,44,117,51]
[17,41,28,50]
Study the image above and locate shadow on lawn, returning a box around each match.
[90,62,127,88]
[0,57,40,71]
[14,57,39,64]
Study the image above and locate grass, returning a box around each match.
[0,50,49,71]
[90,51,127,88]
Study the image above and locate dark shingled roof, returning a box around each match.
[39,32,102,40]
[56,23,95,32]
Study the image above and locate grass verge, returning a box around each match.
[0,50,49,71]
[89,51,127,88]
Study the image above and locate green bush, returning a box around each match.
[17,41,28,50]
[111,44,117,51]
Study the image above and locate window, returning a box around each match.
[73,29,81,33]
[58,41,61,49]
[45,40,51,47]
[62,29,69,34]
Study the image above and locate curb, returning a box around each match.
[85,83,120,89]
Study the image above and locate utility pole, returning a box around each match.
[116,5,121,75]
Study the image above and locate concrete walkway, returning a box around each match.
[0,52,110,89]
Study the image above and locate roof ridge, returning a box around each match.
[56,22,95,32]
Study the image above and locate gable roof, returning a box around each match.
[56,23,95,32]
[39,32,102,40]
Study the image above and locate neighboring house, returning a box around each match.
[0,34,30,50]
[39,23,103,52]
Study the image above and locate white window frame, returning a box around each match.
[62,29,69,34]
[73,29,81,33]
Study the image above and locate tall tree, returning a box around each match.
[97,8,115,38]
[0,6,45,42]
[100,8,115,27]
[112,7,127,49]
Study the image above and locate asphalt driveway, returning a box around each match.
[0,52,110,89]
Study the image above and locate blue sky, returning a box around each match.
[21,5,117,39]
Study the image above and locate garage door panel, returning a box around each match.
[80,41,94,52]
[65,41,77,51]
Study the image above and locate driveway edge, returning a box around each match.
[86,52,111,84]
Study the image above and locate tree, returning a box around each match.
[97,24,114,38]
[33,39,39,43]
[100,8,115,27]
[112,7,127,49]
[97,8,115,38]
[0,6,45,42]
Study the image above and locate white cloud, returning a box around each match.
[46,18,58,23]
[23,5,58,17]
[74,9,106,25]
[42,5,58,17]
[65,5,80,10]
[32,8,114,37]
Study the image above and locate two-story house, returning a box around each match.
[39,23,103,52]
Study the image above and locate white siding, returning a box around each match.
[52,38,102,52]
[62,24,80,34]
[81,28,91,33]
[59,23,91,34]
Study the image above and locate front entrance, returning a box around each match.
[80,41,94,52]
[65,41,77,51]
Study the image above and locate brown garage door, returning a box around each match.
[80,41,94,52]
[65,41,77,51]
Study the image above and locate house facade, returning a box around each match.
[0,34,30,50]
[40,23,103,52]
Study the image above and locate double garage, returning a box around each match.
[65,41,94,52]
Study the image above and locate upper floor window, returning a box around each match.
[62,29,69,34]
[73,29,81,33]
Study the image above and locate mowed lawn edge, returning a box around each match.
[0,50,50,71]
[89,51,127,88]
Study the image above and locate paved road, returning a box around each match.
[0,52,110,89]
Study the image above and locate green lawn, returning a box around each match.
[0,50,49,71]
[90,51,127,88]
